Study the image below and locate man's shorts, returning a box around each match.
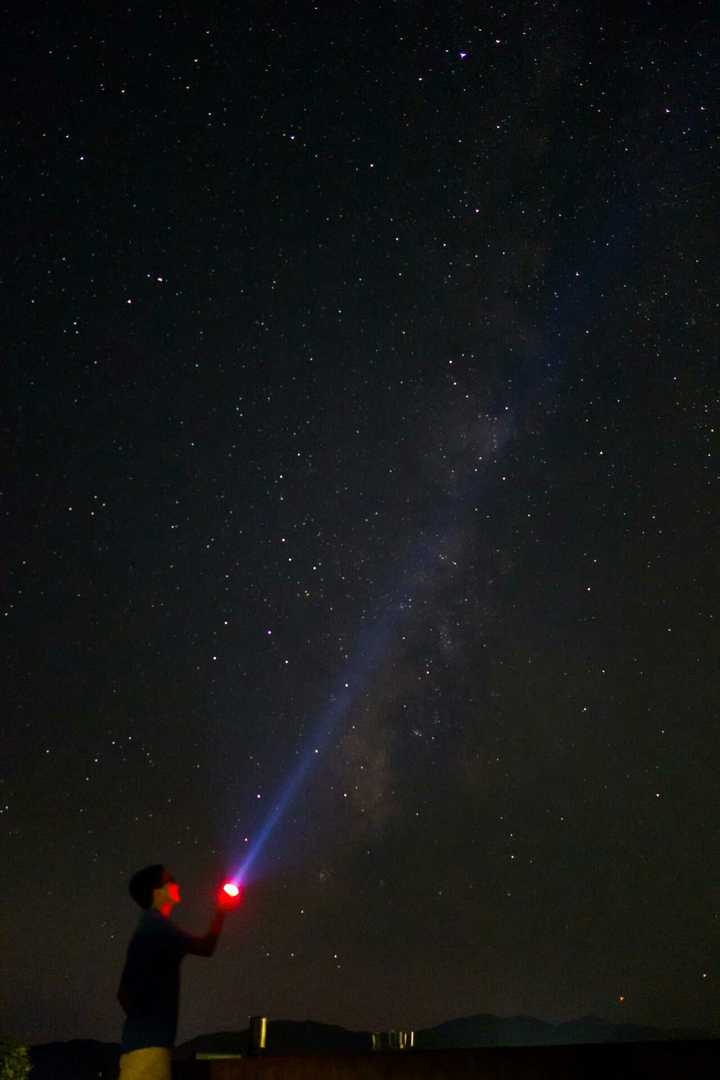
[118,1046,172,1080]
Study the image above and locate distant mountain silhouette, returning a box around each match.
[30,1038,120,1079]
[178,1014,713,1057]
[415,1013,712,1049]
[29,1014,716,1076]
[177,1019,369,1059]
[415,1013,552,1048]
[555,1015,708,1045]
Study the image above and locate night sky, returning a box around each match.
[4,1,718,1048]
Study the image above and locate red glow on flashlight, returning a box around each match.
[217,880,242,909]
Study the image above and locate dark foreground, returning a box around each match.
[174,1041,718,1079]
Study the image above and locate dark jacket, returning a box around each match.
[118,909,220,1051]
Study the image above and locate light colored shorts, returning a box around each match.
[118,1046,172,1080]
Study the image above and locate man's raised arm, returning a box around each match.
[183,908,226,956]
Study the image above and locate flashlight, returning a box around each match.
[218,880,242,908]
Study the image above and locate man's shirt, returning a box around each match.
[118,909,215,1051]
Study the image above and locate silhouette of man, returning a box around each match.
[117,864,235,1080]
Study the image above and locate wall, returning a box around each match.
[175,1041,719,1079]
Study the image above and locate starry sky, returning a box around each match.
[3,1,718,1047]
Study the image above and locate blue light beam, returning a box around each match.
[231,534,446,885]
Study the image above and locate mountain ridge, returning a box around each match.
[27,1013,716,1076]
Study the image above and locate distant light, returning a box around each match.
[223,882,240,897]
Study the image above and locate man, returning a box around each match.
[117,865,236,1079]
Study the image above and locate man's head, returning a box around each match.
[129,864,181,914]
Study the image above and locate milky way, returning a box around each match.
[4,3,717,1045]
